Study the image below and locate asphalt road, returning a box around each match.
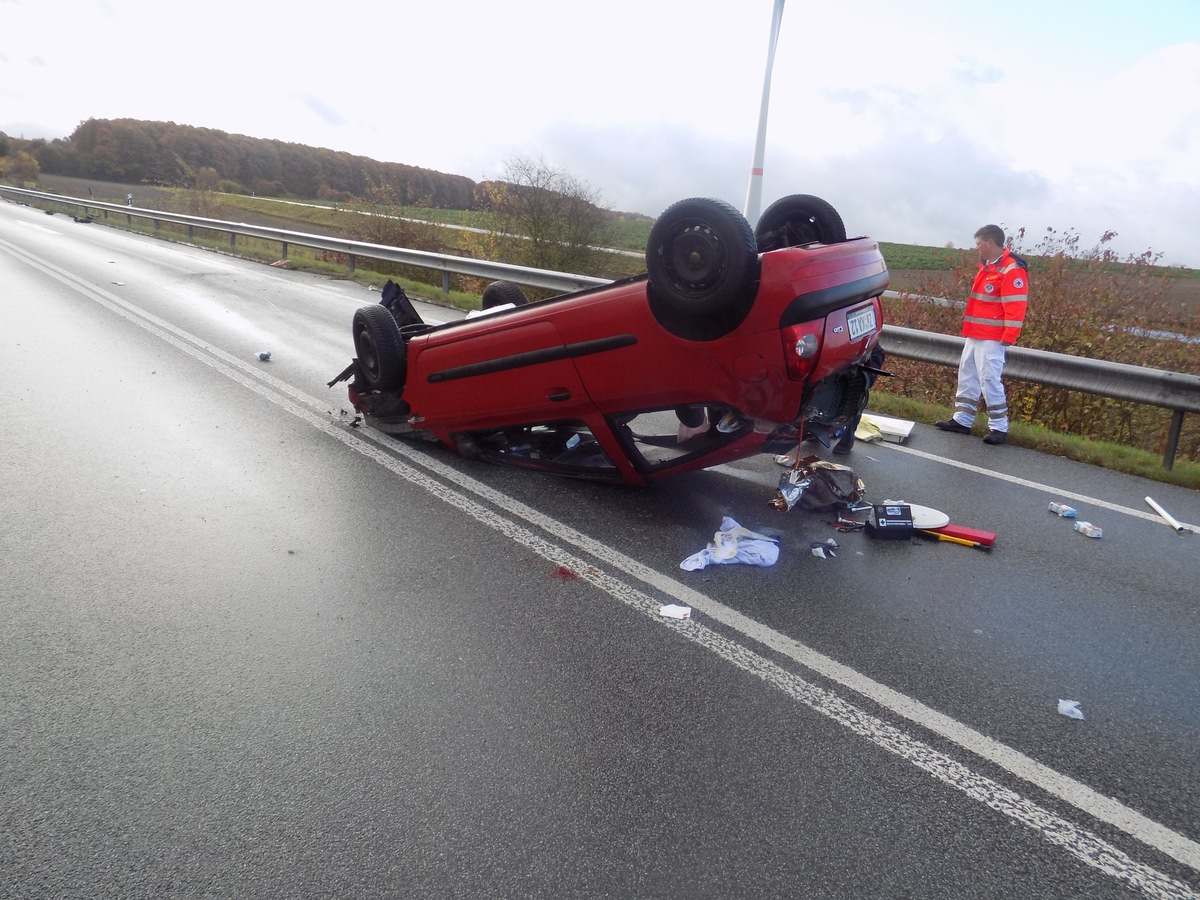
[2,200,1198,900]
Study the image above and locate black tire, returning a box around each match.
[646,197,759,319]
[755,194,846,251]
[352,305,406,392]
[481,280,529,310]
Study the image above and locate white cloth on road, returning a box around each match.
[681,516,780,571]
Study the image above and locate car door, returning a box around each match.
[408,319,594,431]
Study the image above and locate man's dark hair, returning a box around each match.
[974,224,1005,246]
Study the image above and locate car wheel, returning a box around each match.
[755,194,846,251]
[352,304,406,392]
[646,197,759,340]
[481,280,529,310]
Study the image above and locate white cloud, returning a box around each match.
[1,1,1198,266]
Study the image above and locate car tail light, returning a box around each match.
[783,325,820,380]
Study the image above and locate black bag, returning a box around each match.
[866,503,915,540]
[771,457,866,512]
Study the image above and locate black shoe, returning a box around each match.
[983,430,1008,445]
[833,439,853,455]
[935,419,971,435]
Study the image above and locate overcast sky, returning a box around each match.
[3,0,1198,266]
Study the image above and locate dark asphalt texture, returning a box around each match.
[2,202,1197,899]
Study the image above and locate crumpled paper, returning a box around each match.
[680,516,780,571]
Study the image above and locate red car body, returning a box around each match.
[340,195,888,485]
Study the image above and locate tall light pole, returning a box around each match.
[743,0,786,226]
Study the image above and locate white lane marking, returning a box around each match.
[14,219,62,235]
[879,442,1199,531]
[361,431,1200,879]
[7,239,1199,894]
[710,463,771,484]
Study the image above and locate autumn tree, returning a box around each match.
[468,156,616,280]
[3,149,41,185]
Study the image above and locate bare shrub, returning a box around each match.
[346,184,448,288]
[458,157,619,298]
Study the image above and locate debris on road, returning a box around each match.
[866,502,915,540]
[1048,501,1078,518]
[831,514,866,533]
[1073,521,1103,538]
[680,517,780,571]
[924,522,997,547]
[918,530,991,551]
[810,539,839,559]
[859,412,914,443]
[659,604,692,620]
[1145,496,1192,534]
[770,457,864,512]
[1058,699,1086,720]
[255,350,272,361]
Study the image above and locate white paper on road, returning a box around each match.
[1058,699,1086,720]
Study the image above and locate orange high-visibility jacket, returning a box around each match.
[962,249,1029,344]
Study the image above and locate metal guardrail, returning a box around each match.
[0,185,608,294]
[4,184,1196,468]
[880,325,1200,468]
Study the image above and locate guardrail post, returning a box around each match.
[230,233,237,249]
[281,241,288,260]
[154,219,160,232]
[1164,411,1184,470]
[348,254,355,274]
[442,271,450,294]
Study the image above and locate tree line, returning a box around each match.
[6,118,488,209]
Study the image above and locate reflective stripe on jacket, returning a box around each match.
[962,249,1028,344]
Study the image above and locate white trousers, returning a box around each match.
[952,338,1009,432]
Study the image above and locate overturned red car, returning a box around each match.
[334,194,888,485]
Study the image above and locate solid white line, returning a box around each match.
[15,219,62,235]
[878,441,1199,531]
[7,238,1199,894]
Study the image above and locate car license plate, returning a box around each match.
[846,305,877,340]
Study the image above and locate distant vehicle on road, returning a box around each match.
[335,194,889,484]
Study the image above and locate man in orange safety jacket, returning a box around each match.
[935,224,1029,445]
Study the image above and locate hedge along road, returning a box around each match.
[2,199,1198,898]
